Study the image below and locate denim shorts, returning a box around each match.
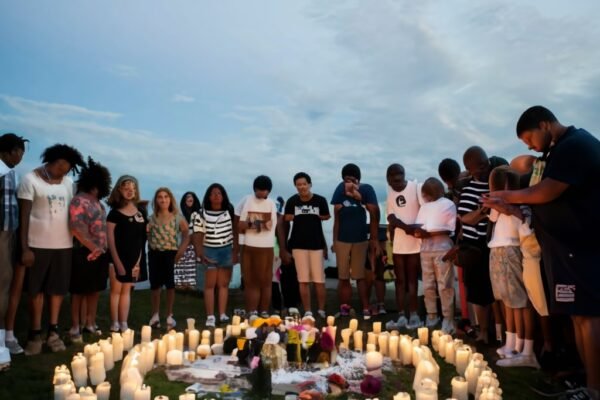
[203,245,233,269]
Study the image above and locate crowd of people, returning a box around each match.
[0,105,598,397]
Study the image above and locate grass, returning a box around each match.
[0,287,549,399]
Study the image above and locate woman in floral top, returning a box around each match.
[68,158,111,341]
[147,187,189,330]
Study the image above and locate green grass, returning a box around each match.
[0,288,548,399]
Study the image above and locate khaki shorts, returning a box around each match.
[335,241,368,280]
[292,249,325,283]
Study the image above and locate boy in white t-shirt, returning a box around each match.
[487,166,540,369]
[414,178,457,333]
[17,144,84,355]
[238,175,277,318]
[386,164,423,329]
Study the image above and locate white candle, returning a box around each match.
[141,326,152,344]
[389,335,399,361]
[179,394,195,400]
[186,318,195,330]
[366,343,376,353]
[455,345,471,376]
[349,318,358,333]
[372,321,382,334]
[438,334,449,357]
[445,341,456,365]
[353,330,363,352]
[393,393,410,400]
[175,332,184,351]
[231,325,241,337]
[95,382,110,400]
[78,387,96,399]
[413,360,438,392]
[327,315,335,327]
[214,328,224,345]
[415,377,438,400]
[112,333,124,362]
[378,333,389,356]
[122,329,134,351]
[134,384,151,400]
[120,381,138,400]
[188,329,200,350]
[400,335,413,366]
[197,344,211,359]
[88,353,105,386]
[367,332,377,345]
[83,344,99,363]
[418,327,429,345]
[465,355,486,395]
[66,393,81,400]
[157,340,166,365]
[431,330,442,351]
[451,376,468,400]
[154,397,169,400]
[166,349,183,366]
[167,334,176,352]
[365,350,383,377]
[99,340,114,371]
[71,353,87,388]
[54,382,74,400]
[232,315,241,326]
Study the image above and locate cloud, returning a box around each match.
[171,94,196,103]
[107,64,139,78]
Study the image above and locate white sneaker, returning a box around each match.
[406,314,423,329]
[205,315,216,328]
[496,353,540,369]
[5,339,24,355]
[166,315,176,330]
[426,316,440,328]
[149,314,161,329]
[220,314,230,322]
[396,316,408,328]
[441,318,455,334]
[304,311,313,318]
[496,346,517,359]
[317,310,327,319]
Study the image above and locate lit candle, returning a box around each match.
[418,327,429,345]
[156,340,166,365]
[54,382,74,400]
[112,333,124,362]
[186,318,195,330]
[349,318,358,333]
[71,353,88,388]
[372,321,382,334]
[66,393,81,400]
[179,394,195,400]
[327,316,335,327]
[232,315,241,326]
[445,341,456,365]
[455,345,471,376]
[134,384,151,400]
[201,330,211,346]
[438,334,449,357]
[120,381,138,400]
[378,333,389,356]
[175,332,184,351]
[341,328,352,348]
[389,335,399,361]
[393,393,410,400]
[188,329,200,350]
[412,345,424,367]
[367,332,377,345]
[83,344,99,363]
[353,330,363,352]
[465,354,486,395]
[99,340,114,371]
[413,360,438,392]
[197,344,211,359]
[415,377,438,400]
[78,387,96,399]
[95,382,111,400]
[451,376,468,400]
[365,350,383,377]
[431,330,442,351]
[400,335,413,366]
[231,325,241,337]
[166,349,183,366]
[88,353,105,386]
[366,343,376,353]
[214,328,224,345]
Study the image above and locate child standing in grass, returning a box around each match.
[414,178,457,333]
[147,187,189,330]
[487,166,539,369]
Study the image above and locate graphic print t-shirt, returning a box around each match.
[285,193,330,250]
[240,196,277,248]
[386,180,423,254]
[18,171,74,249]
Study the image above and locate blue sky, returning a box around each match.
[2,0,600,208]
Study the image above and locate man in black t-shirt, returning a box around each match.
[484,106,600,397]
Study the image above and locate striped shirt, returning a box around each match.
[190,209,233,248]
[0,160,18,231]
[457,179,489,242]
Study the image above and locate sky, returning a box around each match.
[2,0,600,209]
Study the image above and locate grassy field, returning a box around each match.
[0,287,554,399]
